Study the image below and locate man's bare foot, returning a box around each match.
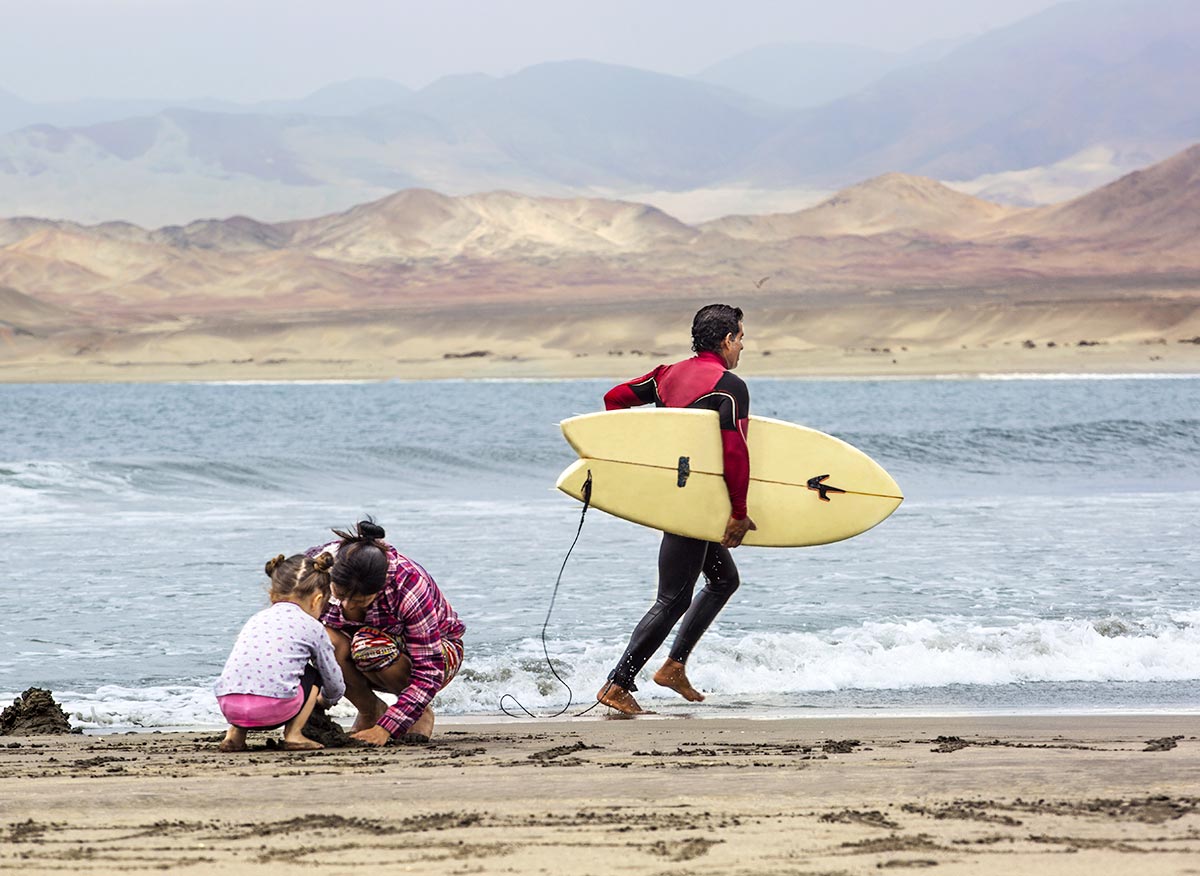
[597,682,645,714]
[350,697,389,732]
[653,658,705,702]
[281,737,324,751]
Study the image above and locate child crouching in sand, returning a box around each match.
[215,552,346,751]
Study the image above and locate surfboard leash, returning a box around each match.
[499,469,605,719]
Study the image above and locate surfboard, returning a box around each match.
[555,409,903,547]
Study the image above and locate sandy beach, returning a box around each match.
[3,713,1199,874]
[4,331,1199,384]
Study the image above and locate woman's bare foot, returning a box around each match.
[281,737,324,751]
[403,706,434,743]
[653,658,705,702]
[218,726,248,752]
[350,697,389,733]
[597,682,645,714]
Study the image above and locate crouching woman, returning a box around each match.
[310,519,465,745]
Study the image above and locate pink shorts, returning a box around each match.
[217,688,304,729]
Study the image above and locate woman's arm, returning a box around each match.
[373,569,446,738]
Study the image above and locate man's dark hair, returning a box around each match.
[691,304,743,354]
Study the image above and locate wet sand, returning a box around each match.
[3,714,1199,874]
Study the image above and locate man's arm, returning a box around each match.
[603,367,663,409]
[713,372,750,518]
[714,372,755,546]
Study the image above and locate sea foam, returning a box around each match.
[15,613,1199,730]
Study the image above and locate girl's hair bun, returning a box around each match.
[311,551,334,574]
[264,554,287,576]
[358,520,386,539]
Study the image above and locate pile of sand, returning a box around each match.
[299,708,355,748]
[0,687,78,735]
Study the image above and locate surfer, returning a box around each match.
[597,303,756,714]
[308,519,465,745]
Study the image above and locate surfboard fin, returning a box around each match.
[807,474,847,502]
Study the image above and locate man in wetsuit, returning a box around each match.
[598,303,756,714]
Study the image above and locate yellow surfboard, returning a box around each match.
[555,409,903,547]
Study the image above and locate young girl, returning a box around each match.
[214,552,346,752]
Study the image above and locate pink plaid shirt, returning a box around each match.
[312,540,465,737]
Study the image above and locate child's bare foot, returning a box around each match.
[351,697,389,732]
[281,737,324,751]
[218,726,248,752]
[597,682,645,714]
[653,658,705,702]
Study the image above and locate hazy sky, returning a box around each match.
[3,0,1083,102]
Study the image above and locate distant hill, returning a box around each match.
[2,3,1199,225]
[1011,143,1200,248]
[695,42,902,109]
[0,78,416,135]
[736,0,1200,184]
[703,173,1015,239]
[694,39,962,109]
[0,285,77,332]
[285,189,699,260]
[2,142,1199,377]
[2,141,1199,312]
[0,61,787,226]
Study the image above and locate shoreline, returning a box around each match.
[6,713,1200,874]
[63,705,1200,736]
[2,368,1200,387]
[4,329,1200,385]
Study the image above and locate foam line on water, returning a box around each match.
[13,613,1200,730]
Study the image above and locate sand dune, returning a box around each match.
[0,285,78,331]
[1011,144,1200,247]
[703,173,1016,240]
[284,189,699,260]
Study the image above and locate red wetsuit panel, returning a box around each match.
[604,351,750,519]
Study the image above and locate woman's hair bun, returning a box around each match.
[331,516,387,544]
[358,520,386,539]
[264,554,286,576]
[310,551,334,574]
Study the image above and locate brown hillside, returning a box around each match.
[285,189,698,260]
[0,144,1199,381]
[1013,143,1200,243]
[703,173,1015,241]
[0,286,77,331]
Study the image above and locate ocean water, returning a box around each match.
[1,375,1198,730]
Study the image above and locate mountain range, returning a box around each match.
[1,0,1197,226]
[1,141,1197,380]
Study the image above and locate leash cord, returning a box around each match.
[499,471,605,719]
